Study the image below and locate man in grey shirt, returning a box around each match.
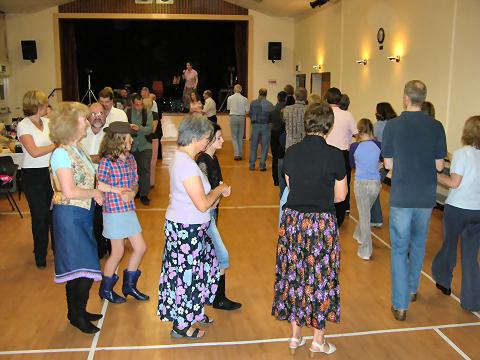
[227,84,249,160]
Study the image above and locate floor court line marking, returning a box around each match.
[349,215,480,320]
[1,322,478,355]
[87,296,110,360]
[434,328,471,360]
[135,205,280,212]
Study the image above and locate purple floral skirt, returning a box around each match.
[272,207,340,330]
[157,220,219,330]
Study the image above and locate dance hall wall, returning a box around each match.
[295,0,480,151]
[4,6,295,119]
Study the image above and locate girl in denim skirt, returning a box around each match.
[97,121,149,303]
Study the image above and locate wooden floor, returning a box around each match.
[0,141,479,360]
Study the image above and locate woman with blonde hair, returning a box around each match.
[189,92,203,115]
[49,102,107,333]
[17,90,56,268]
[432,116,480,311]
[349,118,382,260]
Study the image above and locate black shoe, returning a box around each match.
[140,196,150,206]
[410,293,417,302]
[213,297,242,311]
[436,283,452,295]
[259,168,267,172]
[249,167,255,171]
[85,312,103,321]
[36,259,46,269]
[69,316,100,334]
[135,192,140,199]
[234,156,242,161]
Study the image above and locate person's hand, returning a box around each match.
[93,189,104,206]
[130,124,140,131]
[211,198,220,209]
[219,183,231,197]
[120,189,135,202]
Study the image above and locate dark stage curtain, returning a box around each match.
[234,22,248,97]
[60,20,79,101]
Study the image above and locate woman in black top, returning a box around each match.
[197,122,241,311]
[272,102,347,356]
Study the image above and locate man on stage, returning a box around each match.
[182,62,198,111]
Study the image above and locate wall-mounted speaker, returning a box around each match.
[268,42,282,63]
[21,40,37,63]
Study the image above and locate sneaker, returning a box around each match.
[259,167,267,172]
[249,167,255,171]
[140,196,150,206]
[410,293,417,302]
[371,222,383,228]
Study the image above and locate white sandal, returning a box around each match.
[309,340,336,357]
[288,336,306,355]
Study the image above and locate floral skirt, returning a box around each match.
[272,207,341,330]
[157,220,219,330]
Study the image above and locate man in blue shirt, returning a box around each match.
[249,88,274,171]
[382,80,447,321]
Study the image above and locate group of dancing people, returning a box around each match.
[271,79,480,355]
[13,77,479,354]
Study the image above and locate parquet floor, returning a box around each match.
[0,140,478,360]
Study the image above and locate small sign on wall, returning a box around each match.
[135,0,153,4]
[268,79,277,85]
[156,0,174,3]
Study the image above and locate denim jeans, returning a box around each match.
[229,115,245,158]
[279,187,289,227]
[206,209,229,270]
[432,205,480,311]
[390,207,433,310]
[370,168,388,224]
[249,123,270,170]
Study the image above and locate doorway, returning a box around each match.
[310,72,331,97]
[296,74,306,89]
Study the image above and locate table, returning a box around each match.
[0,151,24,168]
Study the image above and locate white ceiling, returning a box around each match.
[0,0,71,13]
[0,0,325,17]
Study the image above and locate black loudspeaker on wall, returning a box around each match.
[268,42,282,63]
[21,40,37,63]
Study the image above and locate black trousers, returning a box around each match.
[94,203,110,258]
[208,115,218,124]
[334,149,352,227]
[270,129,282,186]
[22,167,54,265]
[65,277,94,320]
[132,149,152,197]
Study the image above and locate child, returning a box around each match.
[97,121,149,303]
[196,122,241,310]
[349,118,382,260]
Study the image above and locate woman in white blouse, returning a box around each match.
[17,91,56,269]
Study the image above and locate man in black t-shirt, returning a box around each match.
[382,80,447,321]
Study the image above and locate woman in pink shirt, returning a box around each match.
[189,92,203,115]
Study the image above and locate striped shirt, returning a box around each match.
[284,101,307,149]
[97,153,138,213]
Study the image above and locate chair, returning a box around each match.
[0,156,23,218]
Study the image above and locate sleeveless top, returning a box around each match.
[51,144,96,210]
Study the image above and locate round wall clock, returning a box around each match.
[377,27,385,44]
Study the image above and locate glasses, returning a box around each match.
[90,112,104,117]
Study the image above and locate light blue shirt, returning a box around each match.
[445,145,480,210]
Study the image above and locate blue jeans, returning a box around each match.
[229,115,245,158]
[206,209,229,270]
[390,207,433,310]
[249,123,270,170]
[279,187,289,227]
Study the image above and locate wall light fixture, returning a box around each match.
[356,59,367,65]
[312,64,322,72]
[387,55,400,63]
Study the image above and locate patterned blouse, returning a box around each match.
[97,153,138,213]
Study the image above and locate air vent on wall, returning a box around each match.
[156,0,174,3]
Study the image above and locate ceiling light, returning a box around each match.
[387,55,400,63]
[310,0,330,9]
